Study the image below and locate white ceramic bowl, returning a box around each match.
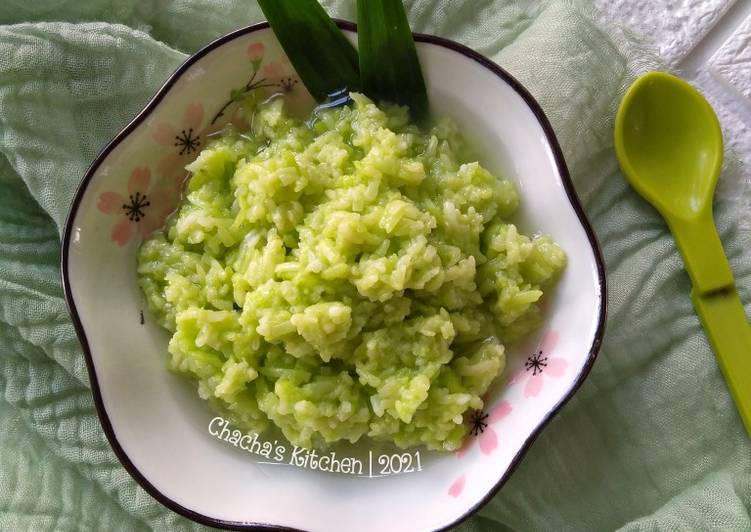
[62,21,606,532]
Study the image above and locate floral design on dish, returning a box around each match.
[97,167,179,246]
[154,103,206,158]
[262,59,299,94]
[210,42,293,125]
[152,102,220,185]
[509,330,566,398]
[261,58,314,115]
[173,127,201,155]
[457,401,513,457]
[448,474,466,497]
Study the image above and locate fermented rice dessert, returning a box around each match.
[137,93,565,451]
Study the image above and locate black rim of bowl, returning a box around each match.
[61,19,607,532]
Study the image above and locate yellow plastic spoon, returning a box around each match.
[615,71,751,436]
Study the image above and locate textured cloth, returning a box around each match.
[0,1,750,531]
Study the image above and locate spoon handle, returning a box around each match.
[692,288,751,436]
[670,210,735,295]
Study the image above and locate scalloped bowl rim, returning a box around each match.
[61,20,606,532]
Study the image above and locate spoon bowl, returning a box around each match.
[615,71,723,220]
[615,71,732,295]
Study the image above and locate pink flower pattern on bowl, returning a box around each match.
[448,474,466,498]
[152,102,212,181]
[262,60,299,94]
[97,167,179,246]
[246,42,265,62]
[101,41,308,250]
[210,41,310,127]
[457,400,513,458]
[448,329,565,498]
[509,330,566,398]
[448,403,513,499]
[154,102,206,156]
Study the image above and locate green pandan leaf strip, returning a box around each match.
[258,0,361,102]
[357,0,428,120]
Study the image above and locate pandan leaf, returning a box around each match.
[357,0,428,120]
[258,0,361,101]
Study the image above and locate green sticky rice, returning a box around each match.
[137,93,565,451]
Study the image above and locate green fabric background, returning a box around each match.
[0,1,749,530]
